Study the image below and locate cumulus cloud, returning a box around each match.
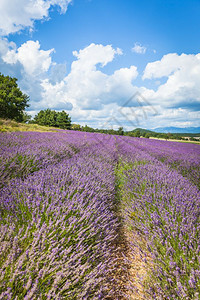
[0,0,72,35]
[149,107,200,129]
[2,40,54,76]
[132,43,146,54]
[72,43,122,70]
[42,43,137,110]
[143,53,182,79]
[0,38,54,106]
[143,53,200,111]
[0,38,25,80]
[40,79,73,110]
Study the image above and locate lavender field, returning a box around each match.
[0,131,200,299]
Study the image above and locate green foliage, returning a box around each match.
[22,112,32,123]
[117,126,124,136]
[126,128,153,138]
[190,137,199,142]
[56,111,71,129]
[95,128,116,135]
[144,133,150,138]
[82,125,95,132]
[34,109,71,129]
[71,124,81,130]
[134,129,141,138]
[0,73,29,122]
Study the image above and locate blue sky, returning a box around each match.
[0,0,200,129]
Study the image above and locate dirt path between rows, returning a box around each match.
[112,160,152,299]
[122,225,151,299]
[107,208,151,299]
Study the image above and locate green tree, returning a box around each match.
[34,110,45,125]
[34,109,71,129]
[72,124,81,130]
[82,125,94,132]
[117,126,124,136]
[127,131,135,137]
[134,130,140,138]
[22,112,32,123]
[144,133,150,138]
[56,111,71,129]
[0,73,29,121]
[45,109,57,127]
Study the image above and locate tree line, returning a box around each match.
[71,125,190,140]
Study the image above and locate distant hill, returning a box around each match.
[132,128,155,134]
[153,127,200,134]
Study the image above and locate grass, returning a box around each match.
[0,119,61,132]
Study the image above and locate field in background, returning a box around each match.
[0,130,200,299]
[150,136,200,144]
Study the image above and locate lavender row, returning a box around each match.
[116,138,200,299]
[0,131,99,188]
[0,135,119,299]
[120,136,200,189]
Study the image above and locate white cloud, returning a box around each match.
[2,40,54,76]
[0,38,54,105]
[0,0,72,36]
[72,43,122,70]
[104,66,138,105]
[149,107,200,129]
[111,66,138,83]
[0,38,16,56]
[132,43,146,54]
[143,53,181,79]
[42,43,136,110]
[40,79,73,110]
[143,53,200,110]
